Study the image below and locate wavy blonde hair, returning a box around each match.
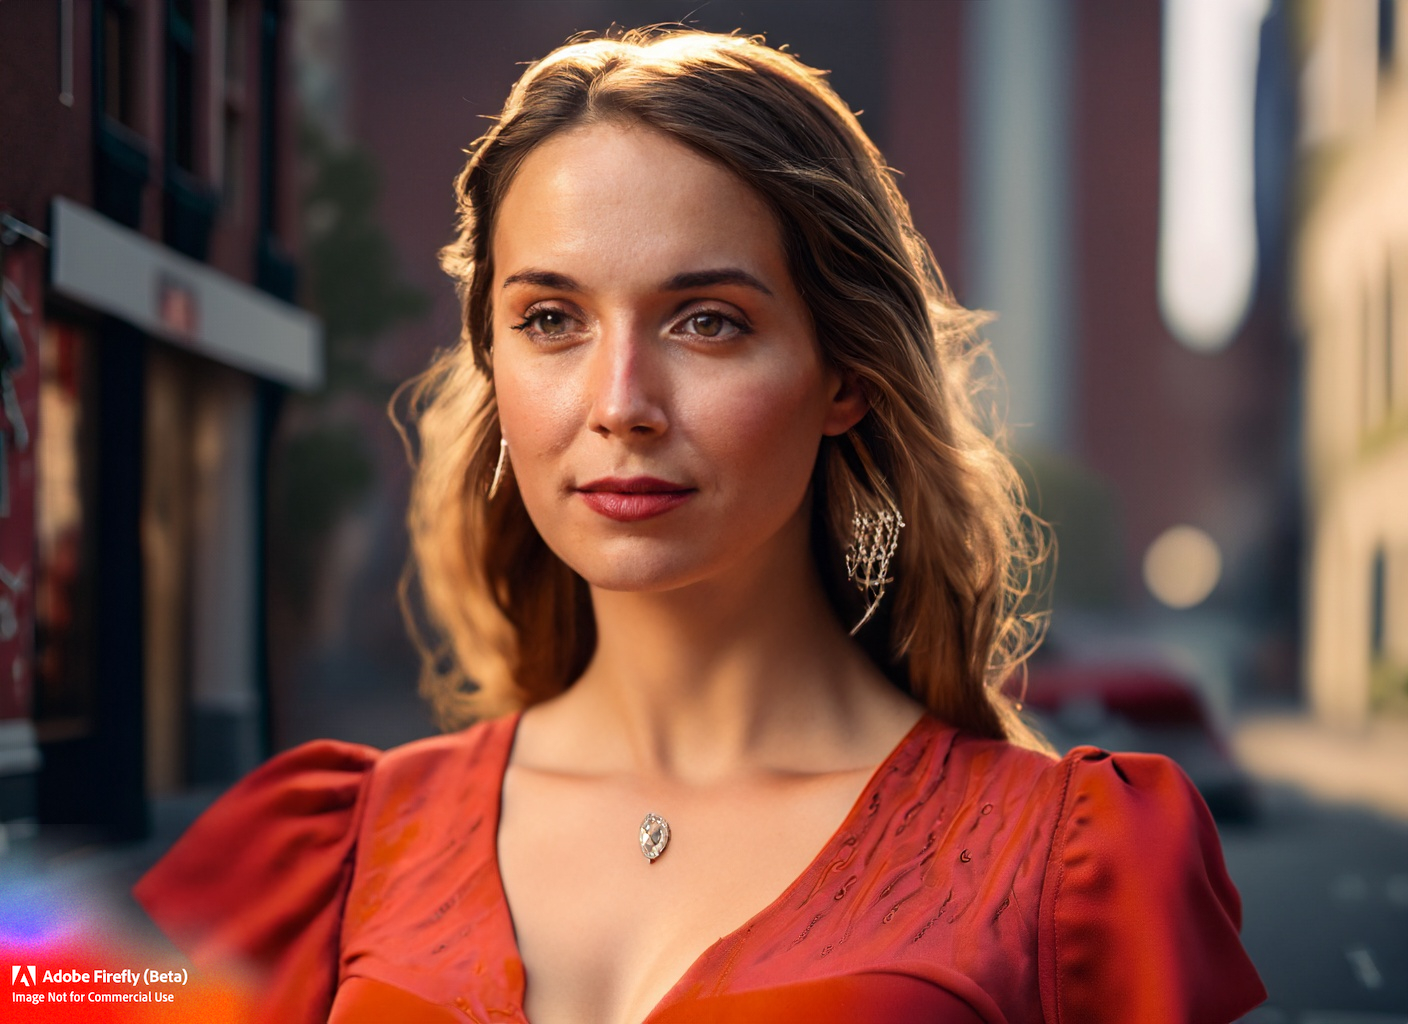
[397,28,1049,744]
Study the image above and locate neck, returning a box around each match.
[560,516,894,782]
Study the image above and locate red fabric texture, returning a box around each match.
[132,741,378,1023]
[134,714,1265,1023]
[648,970,988,1023]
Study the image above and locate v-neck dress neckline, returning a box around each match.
[483,709,938,1024]
[133,705,1266,1023]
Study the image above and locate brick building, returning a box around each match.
[0,0,319,839]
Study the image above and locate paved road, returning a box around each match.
[1223,784,1408,1024]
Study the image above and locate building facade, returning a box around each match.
[1299,0,1408,726]
[0,0,320,839]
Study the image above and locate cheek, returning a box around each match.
[690,363,830,489]
[494,357,580,456]
[491,369,584,532]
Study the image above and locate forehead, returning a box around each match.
[492,122,786,285]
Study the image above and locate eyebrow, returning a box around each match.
[661,268,774,297]
[501,269,580,291]
[501,267,774,297]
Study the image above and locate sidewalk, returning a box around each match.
[1232,711,1408,821]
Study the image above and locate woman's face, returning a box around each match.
[490,121,866,594]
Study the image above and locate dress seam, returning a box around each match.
[335,755,380,991]
[1040,752,1082,1024]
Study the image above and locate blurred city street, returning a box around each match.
[1225,714,1408,1022]
[1225,796,1408,1023]
[3,0,1408,1019]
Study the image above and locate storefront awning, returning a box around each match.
[48,198,322,389]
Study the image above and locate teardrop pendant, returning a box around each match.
[639,812,670,863]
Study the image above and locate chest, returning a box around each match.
[338,723,1057,1024]
[495,767,877,1024]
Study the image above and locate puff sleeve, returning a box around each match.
[1037,749,1266,1024]
[133,740,380,1024]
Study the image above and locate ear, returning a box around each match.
[821,370,870,436]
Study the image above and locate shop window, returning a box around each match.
[34,326,96,738]
[142,346,195,794]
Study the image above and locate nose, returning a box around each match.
[586,323,669,439]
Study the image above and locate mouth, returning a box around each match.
[575,476,696,522]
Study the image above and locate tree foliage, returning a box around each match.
[268,125,429,614]
[300,123,429,397]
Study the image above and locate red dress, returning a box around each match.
[133,713,1265,1023]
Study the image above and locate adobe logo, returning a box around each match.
[11,965,37,986]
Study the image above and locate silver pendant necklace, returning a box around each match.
[639,812,670,863]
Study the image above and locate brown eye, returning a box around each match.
[690,314,724,337]
[534,310,569,335]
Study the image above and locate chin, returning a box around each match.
[555,539,720,596]
[573,558,703,595]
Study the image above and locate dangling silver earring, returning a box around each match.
[487,438,509,500]
[844,497,905,634]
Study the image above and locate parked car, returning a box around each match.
[1015,660,1259,823]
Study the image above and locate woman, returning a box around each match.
[136,28,1266,1024]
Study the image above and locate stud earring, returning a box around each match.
[844,497,904,634]
[487,438,509,500]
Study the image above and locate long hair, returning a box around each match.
[397,28,1050,745]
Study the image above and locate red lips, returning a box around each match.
[575,476,695,522]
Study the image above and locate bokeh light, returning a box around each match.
[1143,524,1223,609]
